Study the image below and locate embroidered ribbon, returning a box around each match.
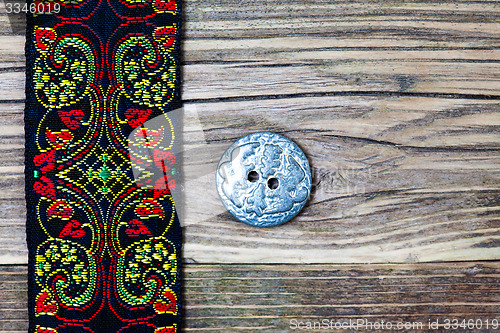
[25,1,182,331]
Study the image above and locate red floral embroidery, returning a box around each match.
[153,26,177,49]
[154,149,176,171]
[34,150,56,172]
[124,108,152,128]
[34,27,56,51]
[135,199,165,219]
[154,288,177,314]
[59,220,86,238]
[46,129,73,149]
[135,127,164,148]
[33,176,56,200]
[58,109,85,129]
[154,178,176,197]
[35,292,58,316]
[47,199,74,220]
[125,219,153,237]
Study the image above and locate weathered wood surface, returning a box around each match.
[0,0,499,331]
[1,263,499,332]
[2,1,500,98]
[1,96,499,264]
[0,0,499,264]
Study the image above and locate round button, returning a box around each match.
[216,132,312,227]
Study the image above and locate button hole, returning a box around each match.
[247,170,259,183]
[267,177,279,190]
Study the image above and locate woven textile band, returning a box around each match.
[24,1,182,331]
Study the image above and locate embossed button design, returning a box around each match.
[216,132,312,227]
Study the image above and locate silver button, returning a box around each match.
[216,132,311,227]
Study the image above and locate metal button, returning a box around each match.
[216,132,311,227]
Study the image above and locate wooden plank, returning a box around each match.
[0,0,498,264]
[180,96,500,263]
[0,262,499,332]
[0,1,500,99]
[1,96,499,264]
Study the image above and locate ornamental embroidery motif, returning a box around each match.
[25,0,182,331]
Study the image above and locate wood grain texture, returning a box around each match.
[0,0,499,264]
[0,263,499,332]
[0,0,499,330]
[1,96,499,264]
[1,0,500,99]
